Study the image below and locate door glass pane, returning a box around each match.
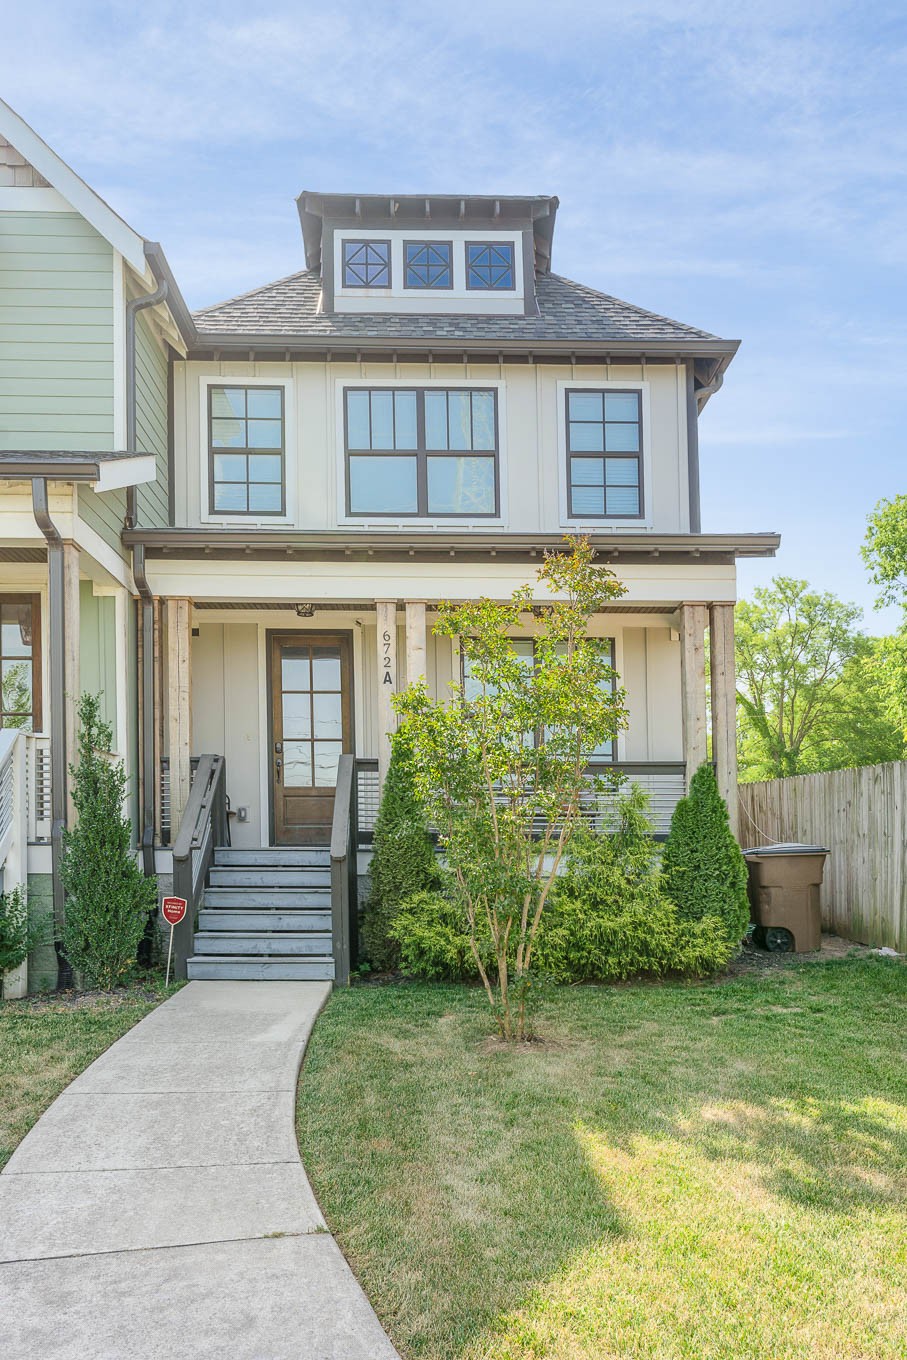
[283,741,312,788]
[281,691,311,739]
[1,603,33,656]
[312,648,341,690]
[313,692,342,738]
[2,659,32,715]
[281,649,311,690]
[313,743,341,787]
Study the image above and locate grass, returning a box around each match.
[297,958,907,1360]
[0,980,176,1169]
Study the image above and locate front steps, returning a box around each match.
[186,847,335,981]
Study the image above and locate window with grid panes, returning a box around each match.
[566,389,642,518]
[208,386,285,515]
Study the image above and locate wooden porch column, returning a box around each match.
[709,602,738,835]
[62,542,80,826]
[375,600,398,787]
[404,600,428,687]
[679,602,708,788]
[165,598,192,837]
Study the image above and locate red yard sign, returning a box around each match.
[161,897,187,926]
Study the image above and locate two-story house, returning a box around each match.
[0,99,778,992]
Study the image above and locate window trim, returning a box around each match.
[561,384,647,523]
[465,239,517,292]
[342,385,501,519]
[207,384,287,518]
[341,238,392,289]
[402,239,454,290]
[0,593,42,733]
[459,636,617,761]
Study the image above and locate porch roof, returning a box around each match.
[0,450,157,491]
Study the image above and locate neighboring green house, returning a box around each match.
[0,99,778,994]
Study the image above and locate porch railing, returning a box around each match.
[159,756,201,847]
[329,753,358,986]
[170,755,229,979]
[354,758,686,844]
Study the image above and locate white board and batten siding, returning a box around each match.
[739,761,907,952]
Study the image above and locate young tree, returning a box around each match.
[863,496,907,743]
[662,762,750,945]
[62,693,158,989]
[394,536,628,1040]
[735,577,867,780]
[361,731,438,970]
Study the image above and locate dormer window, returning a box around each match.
[404,241,452,289]
[466,241,516,290]
[341,239,390,288]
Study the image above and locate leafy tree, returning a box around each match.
[0,885,47,997]
[361,732,438,970]
[61,693,157,989]
[863,496,907,743]
[735,577,866,780]
[662,762,750,945]
[394,535,628,1040]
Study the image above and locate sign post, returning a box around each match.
[161,896,187,986]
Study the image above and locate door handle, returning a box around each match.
[275,758,282,784]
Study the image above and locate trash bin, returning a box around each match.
[741,844,829,953]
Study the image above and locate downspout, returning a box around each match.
[133,544,157,877]
[124,279,168,529]
[31,478,72,988]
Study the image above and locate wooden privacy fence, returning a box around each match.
[738,761,907,952]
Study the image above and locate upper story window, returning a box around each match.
[1,596,41,732]
[342,239,391,288]
[404,241,453,289]
[344,387,498,517]
[209,386,285,515]
[466,241,515,290]
[566,389,642,519]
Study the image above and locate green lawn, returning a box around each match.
[297,959,907,1360]
[0,984,174,1169]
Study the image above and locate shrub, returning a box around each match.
[361,733,438,970]
[389,890,491,981]
[0,885,47,997]
[661,762,750,944]
[61,693,158,989]
[533,786,736,982]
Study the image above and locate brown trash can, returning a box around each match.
[742,844,829,953]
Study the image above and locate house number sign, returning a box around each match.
[382,629,394,686]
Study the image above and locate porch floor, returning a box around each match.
[0,982,399,1360]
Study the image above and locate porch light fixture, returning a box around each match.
[295,603,315,618]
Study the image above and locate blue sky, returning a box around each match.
[3,1,905,630]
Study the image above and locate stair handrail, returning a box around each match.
[329,754,356,986]
[170,754,228,979]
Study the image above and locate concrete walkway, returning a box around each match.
[0,982,400,1360]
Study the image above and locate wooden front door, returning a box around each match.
[270,633,352,845]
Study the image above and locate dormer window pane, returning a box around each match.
[404,241,452,288]
[342,239,391,287]
[466,242,515,290]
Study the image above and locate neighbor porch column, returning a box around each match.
[404,600,428,687]
[375,600,398,786]
[679,602,708,789]
[709,601,738,836]
[62,542,80,826]
[165,597,192,837]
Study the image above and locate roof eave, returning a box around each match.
[187,333,741,361]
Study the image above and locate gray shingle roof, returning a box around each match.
[193,271,721,344]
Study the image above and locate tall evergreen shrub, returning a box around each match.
[361,732,437,970]
[61,693,157,989]
[661,761,750,944]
